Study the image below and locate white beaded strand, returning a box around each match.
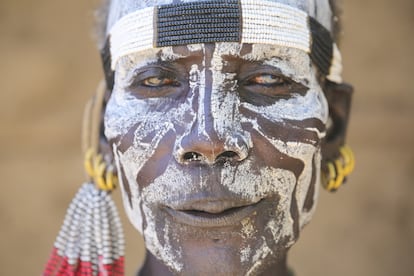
[327,43,343,83]
[109,6,155,70]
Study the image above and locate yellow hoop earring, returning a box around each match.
[84,148,118,191]
[340,145,355,176]
[322,145,355,192]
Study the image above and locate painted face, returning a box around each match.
[104,42,328,275]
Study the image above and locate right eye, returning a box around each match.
[126,66,186,99]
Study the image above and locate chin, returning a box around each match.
[142,200,296,276]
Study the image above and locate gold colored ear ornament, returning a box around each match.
[43,81,125,276]
[84,148,118,192]
[321,145,355,192]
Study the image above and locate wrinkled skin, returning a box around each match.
[102,1,351,275]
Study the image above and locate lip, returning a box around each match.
[165,199,264,228]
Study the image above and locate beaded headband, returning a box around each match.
[101,0,343,88]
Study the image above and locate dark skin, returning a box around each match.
[101,88,351,276]
[98,41,352,275]
[139,251,289,276]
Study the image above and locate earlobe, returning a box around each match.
[321,81,353,162]
[99,84,115,163]
[82,81,117,183]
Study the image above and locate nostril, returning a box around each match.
[215,151,240,162]
[183,152,202,162]
[180,150,244,164]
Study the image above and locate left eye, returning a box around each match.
[247,74,285,86]
[142,77,177,87]
[238,71,309,105]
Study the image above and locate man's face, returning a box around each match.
[104,42,328,274]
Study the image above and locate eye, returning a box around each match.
[126,66,187,99]
[239,71,308,106]
[142,76,178,87]
[248,74,285,86]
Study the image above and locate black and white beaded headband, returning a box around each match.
[101,0,343,88]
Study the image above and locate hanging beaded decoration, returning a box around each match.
[102,0,343,90]
[43,83,125,276]
[43,184,124,275]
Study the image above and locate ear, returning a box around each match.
[82,81,115,167]
[321,81,354,164]
[98,86,115,165]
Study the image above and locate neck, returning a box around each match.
[138,250,173,276]
[249,254,289,276]
[138,250,290,276]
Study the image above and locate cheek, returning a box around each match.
[104,92,169,228]
[104,90,150,142]
[104,88,197,224]
[113,144,186,273]
[237,88,327,227]
[112,145,144,233]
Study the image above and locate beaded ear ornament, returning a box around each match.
[43,82,125,276]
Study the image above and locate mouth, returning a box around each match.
[165,199,264,228]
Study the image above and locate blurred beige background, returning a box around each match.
[1,0,413,275]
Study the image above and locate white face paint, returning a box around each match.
[104,41,328,274]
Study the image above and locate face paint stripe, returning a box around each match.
[285,118,326,134]
[116,121,142,152]
[174,85,199,159]
[302,151,317,212]
[289,183,300,240]
[200,43,220,143]
[240,107,322,147]
[116,119,166,156]
[113,146,133,209]
[139,200,147,239]
[239,91,328,128]
[137,129,176,189]
[250,130,304,179]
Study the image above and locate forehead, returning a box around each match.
[117,43,313,79]
[120,43,308,62]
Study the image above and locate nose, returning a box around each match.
[175,51,250,165]
[176,129,249,165]
[175,89,250,165]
